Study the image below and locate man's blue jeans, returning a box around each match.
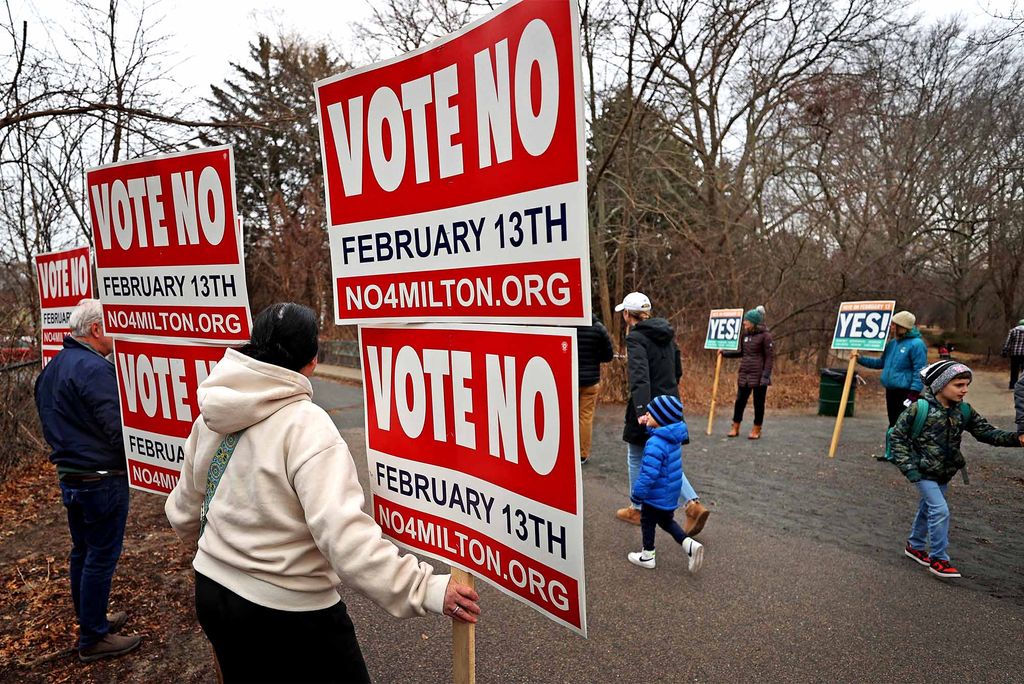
[908,480,950,561]
[59,475,130,648]
[626,442,699,508]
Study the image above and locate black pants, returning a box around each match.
[732,385,767,425]
[641,504,687,551]
[195,572,370,684]
[1010,356,1023,389]
[885,388,910,428]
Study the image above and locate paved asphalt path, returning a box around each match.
[311,376,1024,683]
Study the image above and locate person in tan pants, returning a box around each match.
[576,317,614,463]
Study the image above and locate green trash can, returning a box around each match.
[818,368,857,417]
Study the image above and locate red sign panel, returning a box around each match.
[315,0,590,325]
[86,146,251,342]
[34,246,93,367]
[360,323,585,635]
[112,337,227,495]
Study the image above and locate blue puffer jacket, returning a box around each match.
[857,327,928,391]
[34,336,126,472]
[630,421,688,510]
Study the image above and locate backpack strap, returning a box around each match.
[959,401,971,422]
[200,431,244,538]
[909,398,929,439]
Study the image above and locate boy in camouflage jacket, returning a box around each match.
[890,361,1022,579]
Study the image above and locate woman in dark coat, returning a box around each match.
[722,306,774,440]
[614,292,709,537]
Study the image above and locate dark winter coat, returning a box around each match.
[857,327,928,391]
[576,318,614,388]
[889,389,1020,485]
[1015,373,1024,433]
[630,421,689,511]
[34,335,126,473]
[1002,325,1024,357]
[723,325,775,388]
[623,318,682,445]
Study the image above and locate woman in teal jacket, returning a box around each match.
[857,310,928,426]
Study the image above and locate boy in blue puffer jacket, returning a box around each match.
[627,395,704,573]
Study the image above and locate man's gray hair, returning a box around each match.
[69,298,105,337]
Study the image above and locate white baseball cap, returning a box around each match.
[614,292,652,313]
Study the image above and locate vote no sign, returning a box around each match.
[360,324,586,635]
[113,338,226,494]
[34,246,93,367]
[315,0,590,325]
[831,300,896,351]
[86,146,252,343]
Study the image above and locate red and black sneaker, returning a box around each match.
[904,545,931,567]
[928,558,961,579]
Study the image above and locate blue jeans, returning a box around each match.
[60,475,130,648]
[626,442,699,509]
[908,480,950,561]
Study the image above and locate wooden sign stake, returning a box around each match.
[828,350,858,458]
[707,351,724,435]
[451,567,475,684]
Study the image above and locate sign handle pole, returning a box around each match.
[707,351,724,435]
[451,567,475,684]
[828,351,858,458]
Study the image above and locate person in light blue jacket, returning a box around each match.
[856,310,929,427]
[626,396,704,574]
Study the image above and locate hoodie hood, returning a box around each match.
[900,327,922,339]
[197,349,313,434]
[632,317,675,345]
[648,420,689,445]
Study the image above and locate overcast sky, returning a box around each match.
[13,0,1018,100]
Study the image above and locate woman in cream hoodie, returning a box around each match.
[166,303,479,683]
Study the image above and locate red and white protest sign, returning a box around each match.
[360,324,586,635]
[112,337,227,495]
[34,246,93,367]
[86,146,251,343]
[315,0,590,325]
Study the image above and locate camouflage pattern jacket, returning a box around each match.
[889,390,1021,484]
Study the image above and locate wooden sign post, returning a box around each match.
[452,567,475,684]
[704,309,743,434]
[827,300,896,458]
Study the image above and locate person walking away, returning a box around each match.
[576,316,614,464]
[33,299,141,662]
[626,396,704,573]
[614,292,709,537]
[724,306,774,440]
[1001,319,1024,389]
[856,310,928,428]
[166,303,479,683]
[889,361,1022,579]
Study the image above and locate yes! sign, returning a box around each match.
[315,0,590,325]
[360,324,586,635]
[831,301,896,351]
[86,146,252,343]
[704,309,743,351]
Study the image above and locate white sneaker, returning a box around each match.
[627,550,656,569]
[682,538,704,573]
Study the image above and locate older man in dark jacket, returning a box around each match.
[34,299,141,662]
[575,317,614,464]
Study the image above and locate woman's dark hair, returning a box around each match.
[239,303,319,372]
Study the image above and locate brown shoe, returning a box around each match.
[727,422,741,438]
[616,506,641,525]
[79,633,141,663]
[748,425,762,440]
[683,500,710,536]
[108,612,127,633]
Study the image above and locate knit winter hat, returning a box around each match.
[920,360,972,392]
[744,305,766,325]
[647,395,683,426]
[1017,319,1024,326]
[891,310,916,329]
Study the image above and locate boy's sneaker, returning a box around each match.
[928,558,961,579]
[627,550,656,569]
[904,545,931,567]
[682,538,704,574]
